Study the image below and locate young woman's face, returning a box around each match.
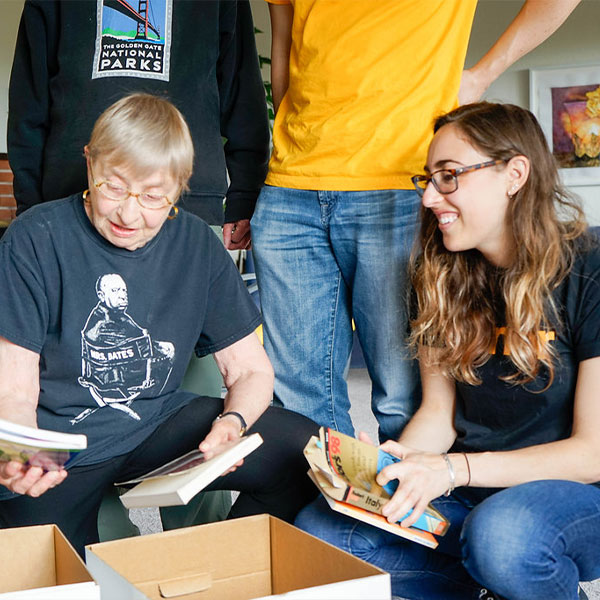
[421,123,514,267]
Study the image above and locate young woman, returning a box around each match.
[296,102,600,600]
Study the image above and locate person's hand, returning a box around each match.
[358,431,375,446]
[0,460,67,497]
[198,417,245,473]
[223,220,251,250]
[376,443,450,529]
[458,68,489,106]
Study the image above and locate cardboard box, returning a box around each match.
[86,514,391,599]
[0,524,98,599]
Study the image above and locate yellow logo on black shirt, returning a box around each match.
[489,327,555,357]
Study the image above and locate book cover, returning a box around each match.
[118,433,263,508]
[0,418,87,470]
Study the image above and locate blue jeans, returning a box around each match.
[295,481,600,600]
[251,186,421,441]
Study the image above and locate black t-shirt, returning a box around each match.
[0,195,261,470]
[451,244,600,502]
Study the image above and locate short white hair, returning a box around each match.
[87,93,194,193]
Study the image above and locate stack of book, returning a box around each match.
[303,427,448,548]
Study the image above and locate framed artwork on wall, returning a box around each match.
[530,64,600,186]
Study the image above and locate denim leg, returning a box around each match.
[296,495,484,600]
[251,186,354,435]
[252,186,421,439]
[329,189,421,440]
[462,481,600,600]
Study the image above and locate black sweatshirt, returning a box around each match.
[8,0,269,224]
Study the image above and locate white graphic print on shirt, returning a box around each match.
[92,0,173,81]
[75,273,175,424]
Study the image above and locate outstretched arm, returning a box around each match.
[459,0,581,104]
[0,336,67,496]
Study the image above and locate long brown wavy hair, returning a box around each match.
[409,102,588,387]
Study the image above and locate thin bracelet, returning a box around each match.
[213,411,247,436]
[463,453,472,487]
[441,453,455,497]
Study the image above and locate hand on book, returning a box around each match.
[198,418,244,473]
[376,442,452,529]
[0,460,67,497]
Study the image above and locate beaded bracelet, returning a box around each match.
[441,453,455,497]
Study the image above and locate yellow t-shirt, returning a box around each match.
[265,0,477,190]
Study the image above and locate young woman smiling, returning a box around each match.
[296,102,600,600]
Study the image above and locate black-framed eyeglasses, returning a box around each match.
[89,164,175,210]
[411,159,505,198]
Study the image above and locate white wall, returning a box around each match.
[1,0,24,154]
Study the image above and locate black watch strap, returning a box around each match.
[214,411,247,436]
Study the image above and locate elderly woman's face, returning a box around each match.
[84,157,179,251]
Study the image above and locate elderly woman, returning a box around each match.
[0,93,317,556]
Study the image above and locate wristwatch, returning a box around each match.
[213,411,247,437]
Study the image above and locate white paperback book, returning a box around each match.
[117,433,263,509]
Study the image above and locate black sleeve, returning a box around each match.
[217,0,270,223]
[7,1,60,215]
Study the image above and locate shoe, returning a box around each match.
[478,589,505,600]
[478,585,586,600]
